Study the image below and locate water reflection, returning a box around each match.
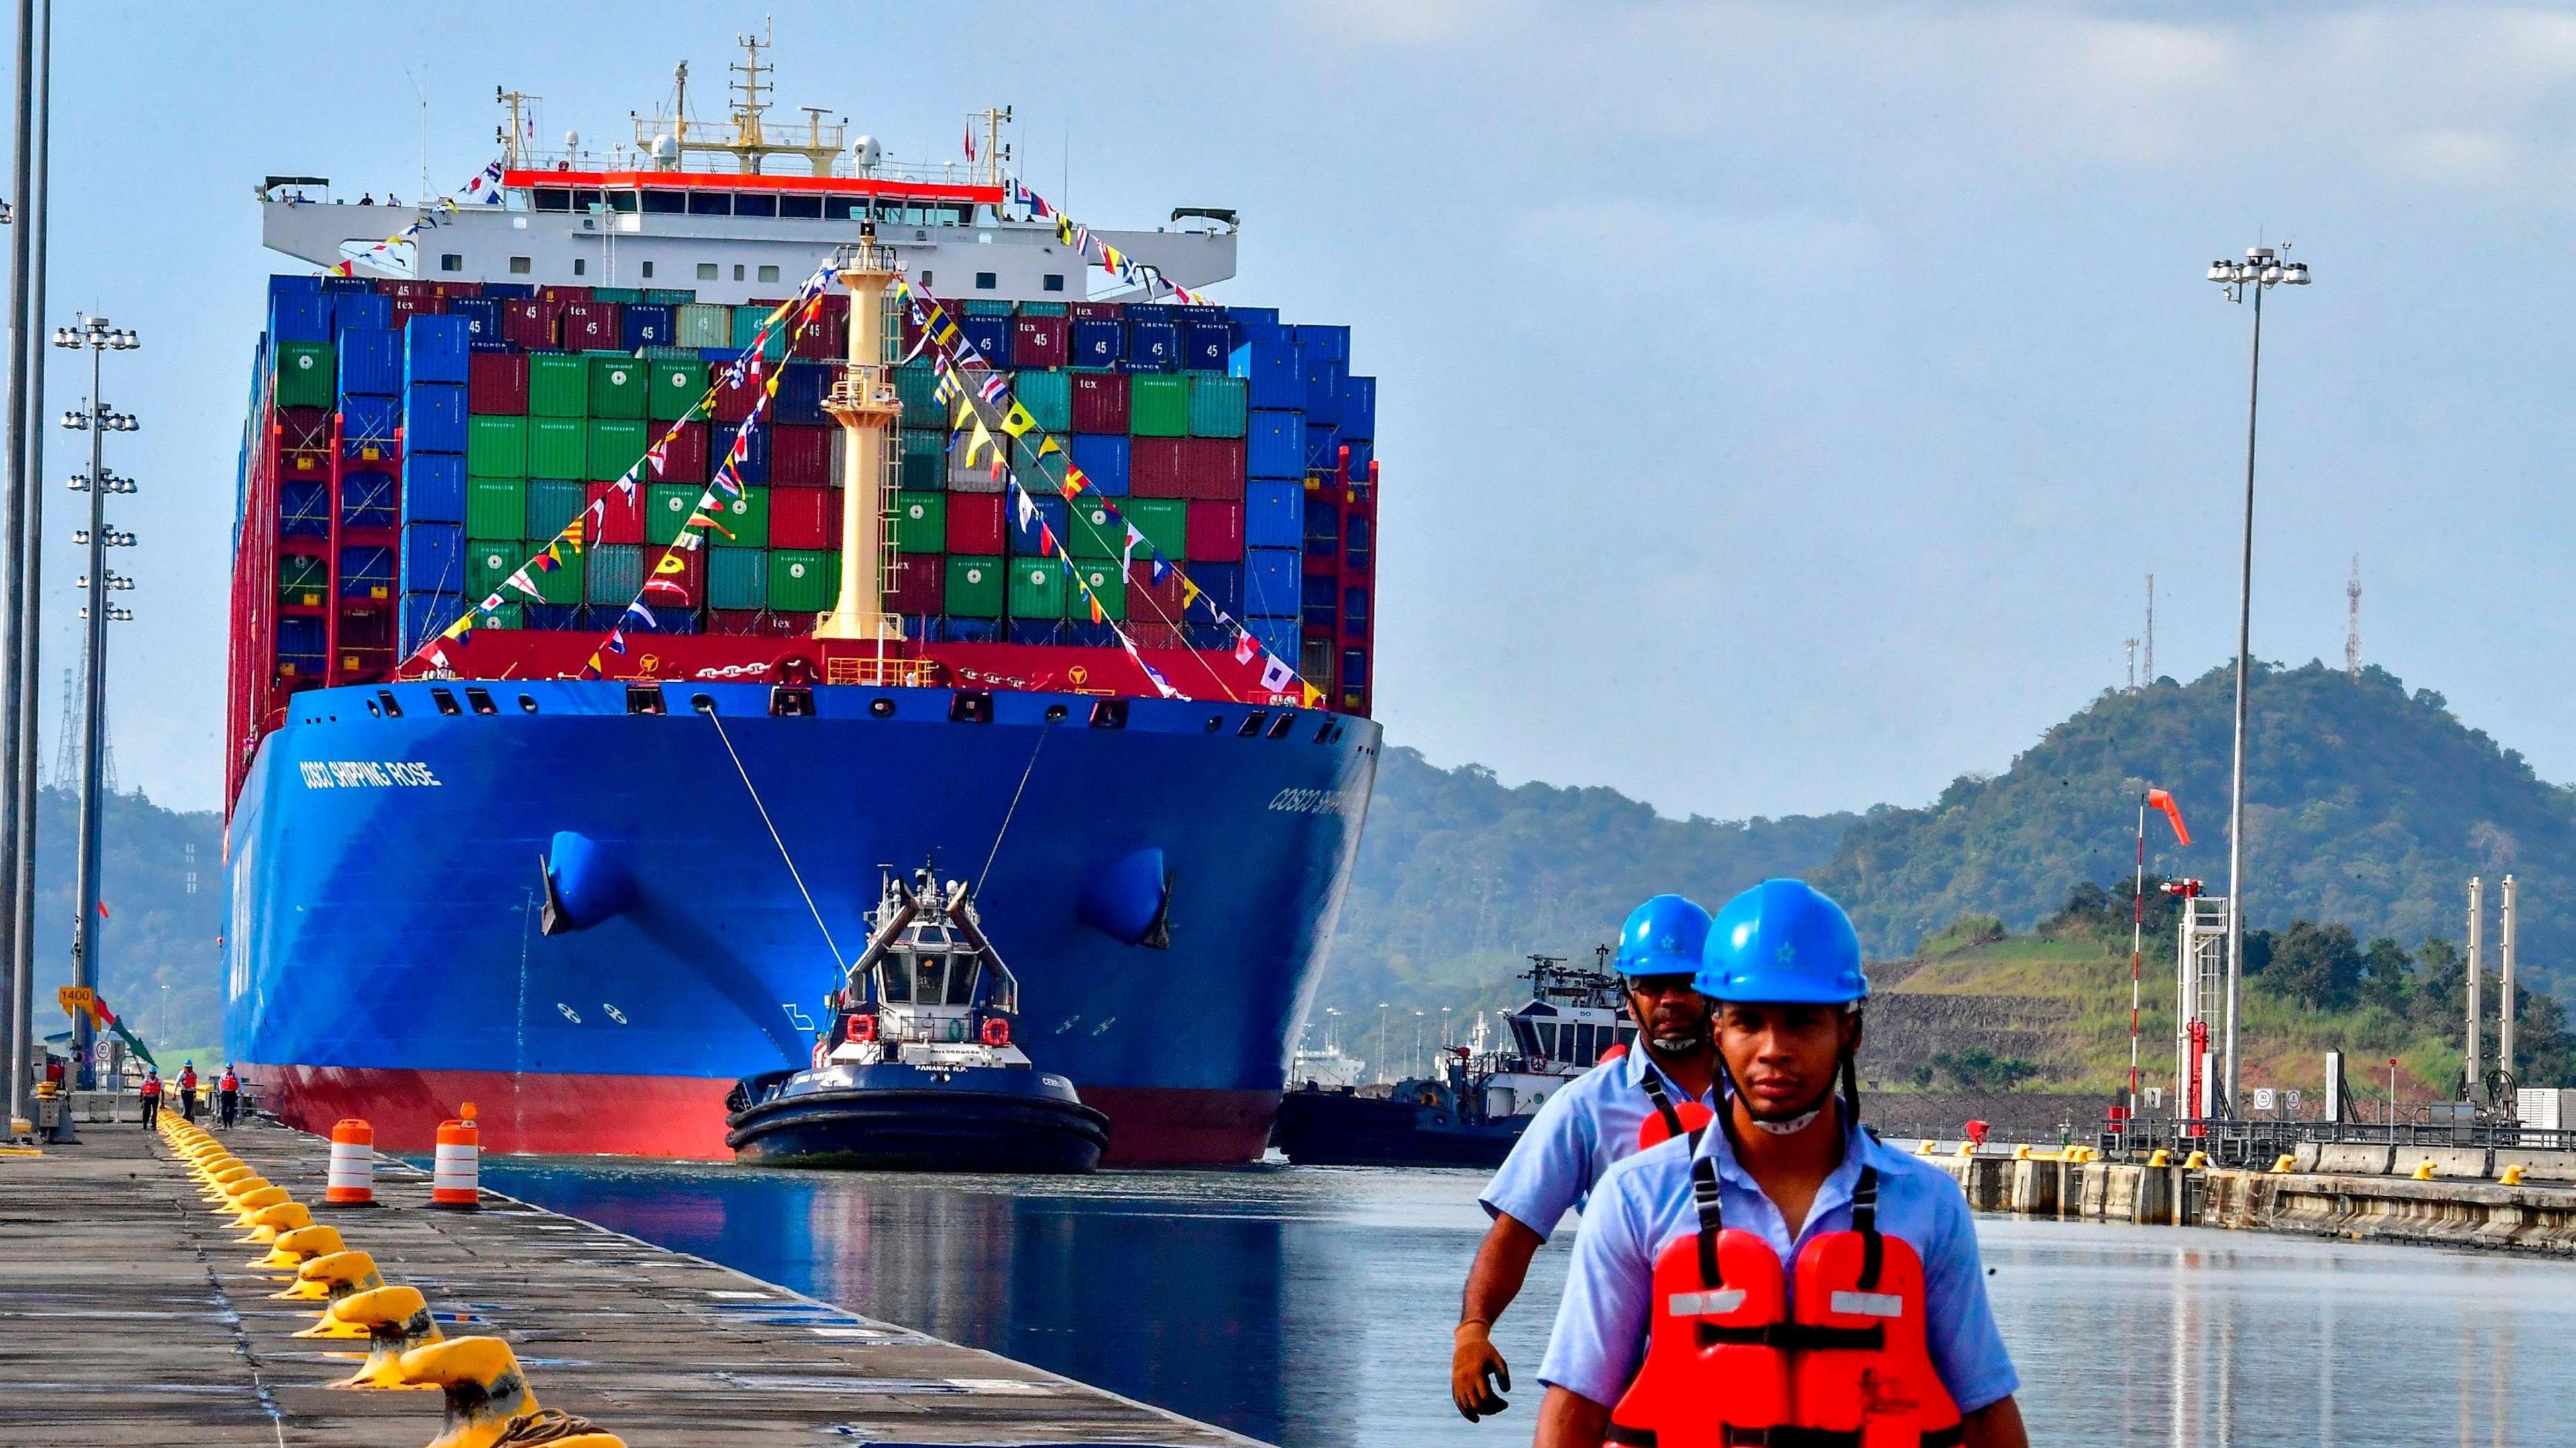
[482,1161,2576,1448]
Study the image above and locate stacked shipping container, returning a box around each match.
[250,276,1378,712]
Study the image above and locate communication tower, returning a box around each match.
[2345,555,2361,679]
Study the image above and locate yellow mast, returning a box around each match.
[814,229,901,642]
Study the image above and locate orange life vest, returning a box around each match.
[1607,1158,1964,1448]
[221,1072,239,1092]
[140,1077,161,1097]
[1638,1070,1715,1151]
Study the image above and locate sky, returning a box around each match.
[33,1,2576,820]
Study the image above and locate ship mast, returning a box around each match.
[635,27,843,176]
[816,227,902,643]
[496,87,540,170]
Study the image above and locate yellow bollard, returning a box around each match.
[2182,1150,2210,1170]
[291,1251,386,1339]
[2412,1159,2438,1180]
[201,1162,256,1195]
[239,1200,313,1246]
[400,1337,543,1448]
[260,1223,347,1280]
[1918,1139,1938,1155]
[1954,1141,1976,1157]
[2271,1154,2296,1174]
[229,1185,293,1227]
[2502,1164,2528,1185]
[326,1284,444,1390]
[2145,1148,2171,1167]
[212,1172,269,1205]
[2012,1144,2033,1160]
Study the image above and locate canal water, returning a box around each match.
[480,1160,2576,1447]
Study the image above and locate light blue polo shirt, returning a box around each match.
[1479,1048,1719,1242]
[1538,1115,2019,1415]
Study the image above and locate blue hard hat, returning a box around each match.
[1615,894,1714,978]
[1697,879,1869,1005]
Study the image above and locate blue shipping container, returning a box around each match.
[1345,438,1374,482]
[1305,422,1342,474]
[339,545,396,601]
[1303,356,1345,427]
[1183,323,1235,373]
[1192,560,1244,616]
[341,394,402,447]
[1243,547,1301,619]
[1291,324,1350,364]
[1127,321,1181,371]
[402,452,466,524]
[341,469,398,528]
[718,419,771,486]
[1070,319,1124,367]
[280,479,331,537]
[269,292,330,345]
[332,292,392,335]
[1069,434,1130,495]
[1250,617,1301,667]
[620,304,676,350]
[400,523,464,594]
[1229,341,1303,409]
[404,315,470,386]
[938,617,1005,645]
[525,604,590,632]
[1008,619,1067,647]
[1244,480,1305,551]
[1246,410,1305,480]
[1010,495,1071,555]
[337,327,400,396]
[400,592,464,654]
[319,275,372,296]
[479,282,536,300]
[405,383,468,454]
[959,316,1014,369]
[774,362,830,427]
[278,613,328,657]
[268,274,322,304]
[449,296,503,345]
[1302,572,1338,632]
[1340,376,1377,440]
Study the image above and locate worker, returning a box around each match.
[218,1064,241,1129]
[1534,879,2028,1448]
[178,1061,199,1123]
[138,1068,162,1129]
[1451,894,1722,1423]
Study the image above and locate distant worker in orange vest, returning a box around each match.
[218,1066,241,1128]
[138,1068,162,1129]
[178,1062,199,1122]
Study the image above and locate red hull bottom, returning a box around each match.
[248,1064,1277,1166]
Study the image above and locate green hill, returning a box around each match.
[22,785,226,1056]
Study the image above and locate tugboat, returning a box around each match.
[724,866,1111,1172]
[1272,953,1635,1167]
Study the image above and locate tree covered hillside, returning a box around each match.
[26,786,227,1053]
[1816,663,2576,992]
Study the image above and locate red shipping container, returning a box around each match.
[945,492,1007,555]
[373,278,433,299]
[641,549,704,608]
[1011,316,1067,368]
[705,608,769,636]
[1129,438,1187,498]
[788,293,850,360]
[1071,371,1129,433]
[770,424,833,487]
[1069,301,1124,321]
[500,300,560,350]
[883,554,944,616]
[1128,561,1187,616]
[651,422,709,485]
[386,295,445,330]
[539,284,592,304]
[1176,438,1246,499]
[559,301,621,351]
[1185,500,1245,561]
[468,352,529,414]
[1125,620,1183,650]
[711,359,761,423]
[275,406,331,452]
[769,485,842,549]
[434,281,484,298]
[586,481,647,545]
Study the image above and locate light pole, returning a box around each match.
[1376,1001,1389,1085]
[2206,243,2310,1120]
[54,314,136,1089]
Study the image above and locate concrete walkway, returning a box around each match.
[0,1118,1259,1446]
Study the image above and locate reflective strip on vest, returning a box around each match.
[1829,1290,1903,1319]
[1667,1288,1746,1317]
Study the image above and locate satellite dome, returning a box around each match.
[563,129,581,150]
[852,135,883,169]
[649,133,678,163]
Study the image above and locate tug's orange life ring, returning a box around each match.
[981,1017,1011,1047]
[845,1013,879,1044]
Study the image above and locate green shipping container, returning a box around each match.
[709,485,769,549]
[527,352,590,418]
[769,549,839,612]
[525,552,582,606]
[945,555,1006,617]
[588,355,648,419]
[892,490,946,553]
[529,416,587,480]
[1128,376,1191,437]
[647,357,710,421]
[1014,370,1072,433]
[273,343,335,410]
[896,364,942,427]
[1187,374,1249,439]
[1071,560,1127,621]
[1017,300,1069,318]
[645,484,699,546]
[1007,556,1067,619]
[524,478,586,539]
[643,288,698,306]
[708,548,769,610]
[471,602,524,631]
[588,419,650,483]
[466,478,528,540]
[466,416,528,478]
[1068,498,1124,561]
[592,286,645,304]
[1126,497,1188,559]
[278,552,329,608]
[675,303,731,349]
[731,304,787,360]
[961,299,1015,317]
[901,429,946,490]
[468,539,524,598]
[586,544,642,606]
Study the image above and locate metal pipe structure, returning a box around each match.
[2206,243,2312,1121]
[2500,874,2517,1108]
[0,0,35,1128]
[2467,875,2483,1103]
[5,0,39,1107]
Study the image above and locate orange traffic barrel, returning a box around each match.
[325,1119,377,1205]
[430,1103,480,1210]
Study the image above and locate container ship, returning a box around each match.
[221,45,1382,1164]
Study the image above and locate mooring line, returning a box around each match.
[701,705,847,974]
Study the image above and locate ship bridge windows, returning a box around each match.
[642,190,686,215]
[572,189,604,212]
[533,188,574,213]
[1511,1017,1543,1059]
[1043,274,1065,292]
[688,192,732,216]
[696,262,719,280]
[605,190,637,214]
[974,272,998,290]
[735,193,778,219]
[439,254,463,273]
[824,197,863,221]
[779,194,822,220]
[757,264,781,282]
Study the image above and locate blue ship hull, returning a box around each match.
[225,678,1378,1162]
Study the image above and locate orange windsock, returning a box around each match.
[2147,788,2190,846]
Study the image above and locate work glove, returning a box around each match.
[1450,1320,1511,1421]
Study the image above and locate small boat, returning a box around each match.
[1273,954,1636,1168]
[724,866,1110,1172]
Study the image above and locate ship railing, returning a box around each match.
[824,654,941,687]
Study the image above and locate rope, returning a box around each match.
[700,704,845,974]
[975,721,1053,897]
